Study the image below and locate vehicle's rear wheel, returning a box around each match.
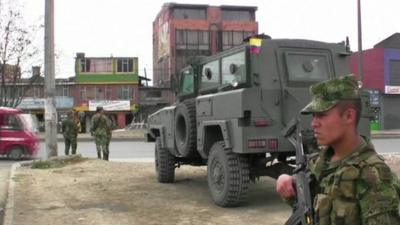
[8,147,24,160]
[155,137,175,183]
[207,141,250,207]
[174,99,197,158]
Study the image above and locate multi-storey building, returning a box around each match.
[153,3,258,102]
[350,33,400,129]
[73,53,140,131]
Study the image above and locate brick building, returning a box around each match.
[73,53,140,131]
[350,33,400,129]
[153,3,258,103]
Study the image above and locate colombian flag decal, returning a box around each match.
[250,38,262,54]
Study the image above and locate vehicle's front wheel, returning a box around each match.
[155,137,175,183]
[8,146,24,160]
[207,141,250,207]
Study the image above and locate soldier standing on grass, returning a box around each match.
[61,110,80,155]
[90,106,112,160]
[276,75,400,225]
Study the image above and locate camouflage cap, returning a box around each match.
[301,75,361,114]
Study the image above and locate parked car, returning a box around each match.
[0,107,40,160]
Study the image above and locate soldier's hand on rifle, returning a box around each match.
[276,174,296,198]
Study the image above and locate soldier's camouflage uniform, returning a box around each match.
[91,112,112,160]
[301,75,400,225]
[62,113,80,155]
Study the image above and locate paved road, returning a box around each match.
[38,141,155,162]
[0,138,398,167]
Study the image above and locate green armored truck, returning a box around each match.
[147,36,371,207]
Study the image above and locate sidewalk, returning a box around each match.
[371,129,400,139]
[39,129,146,142]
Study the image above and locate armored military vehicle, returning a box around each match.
[147,36,371,207]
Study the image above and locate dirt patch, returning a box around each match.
[10,155,400,225]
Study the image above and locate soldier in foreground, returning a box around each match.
[61,110,80,155]
[276,75,400,224]
[91,106,112,160]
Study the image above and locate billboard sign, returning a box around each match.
[88,100,130,111]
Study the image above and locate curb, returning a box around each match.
[39,137,146,142]
[3,162,19,225]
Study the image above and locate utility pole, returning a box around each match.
[44,0,57,158]
[357,0,363,82]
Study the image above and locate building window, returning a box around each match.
[389,60,400,86]
[95,86,105,100]
[33,87,41,98]
[146,90,162,98]
[57,86,69,97]
[117,59,134,73]
[118,86,134,100]
[176,30,210,50]
[222,31,254,50]
[91,59,113,73]
[105,86,112,100]
[221,10,252,21]
[80,59,90,72]
[173,8,206,20]
[80,87,87,101]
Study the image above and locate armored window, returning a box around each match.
[284,52,330,83]
[179,68,194,95]
[200,60,220,90]
[222,52,246,86]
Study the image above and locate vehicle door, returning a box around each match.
[0,113,25,154]
[277,48,335,127]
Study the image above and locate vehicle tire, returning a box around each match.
[174,99,197,157]
[207,141,250,207]
[155,137,175,183]
[8,146,24,160]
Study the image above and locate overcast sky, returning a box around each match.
[22,0,400,81]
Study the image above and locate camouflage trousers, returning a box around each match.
[64,136,77,155]
[94,135,110,159]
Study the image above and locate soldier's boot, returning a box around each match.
[103,153,109,161]
[97,152,101,159]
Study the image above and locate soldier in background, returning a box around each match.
[72,109,81,133]
[61,110,80,155]
[276,75,400,225]
[91,106,112,160]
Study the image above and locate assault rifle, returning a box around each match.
[282,118,316,225]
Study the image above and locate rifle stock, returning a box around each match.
[283,118,315,225]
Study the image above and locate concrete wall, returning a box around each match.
[381,95,400,129]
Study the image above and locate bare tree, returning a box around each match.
[0,0,42,107]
